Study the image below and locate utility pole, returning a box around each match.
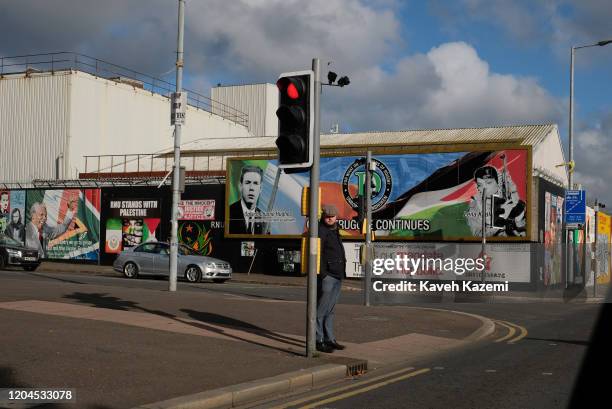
[364,151,373,306]
[306,58,321,357]
[169,0,185,292]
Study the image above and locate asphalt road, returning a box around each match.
[0,269,603,409]
[256,300,600,409]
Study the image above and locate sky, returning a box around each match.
[1,0,611,205]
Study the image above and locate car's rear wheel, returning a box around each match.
[213,279,228,284]
[123,262,139,278]
[23,265,38,271]
[185,265,201,283]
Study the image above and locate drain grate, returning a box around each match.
[346,360,368,377]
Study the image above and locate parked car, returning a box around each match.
[113,242,232,283]
[0,233,40,271]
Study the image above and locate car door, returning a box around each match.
[154,243,170,276]
[133,242,159,274]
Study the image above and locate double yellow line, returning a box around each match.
[494,320,528,344]
[270,367,431,409]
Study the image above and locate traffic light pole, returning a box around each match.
[169,0,185,292]
[306,58,321,358]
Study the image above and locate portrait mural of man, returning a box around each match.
[5,208,25,243]
[0,191,10,216]
[228,165,267,234]
[25,199,77,258]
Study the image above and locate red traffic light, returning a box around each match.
[277,77,304,100]
[287,83,299,99]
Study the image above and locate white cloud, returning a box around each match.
[574,114,612,205]
[322,42,562,131]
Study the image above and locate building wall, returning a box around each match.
[212,83,278,137]
[68,71,251,177]
[0,72,71,181]
[532,126,568,187]
[0,70,251,182]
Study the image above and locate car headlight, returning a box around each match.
[206,262,217,268]
[7,249,22,257]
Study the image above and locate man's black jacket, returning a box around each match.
[318,221,346,280]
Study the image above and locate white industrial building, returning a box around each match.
[0,54,251,183]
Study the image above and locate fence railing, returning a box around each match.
[0,52,248,127]
[82,153,229,176]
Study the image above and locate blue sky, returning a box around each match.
[0,0,611,204]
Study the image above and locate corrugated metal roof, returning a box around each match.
[177,123,556,154]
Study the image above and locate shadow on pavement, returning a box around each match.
[62,292,305,357]
[527,337,590,347]
[0,366,20,388]
[27,272,86,285]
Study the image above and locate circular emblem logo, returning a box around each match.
[342,158,392,211]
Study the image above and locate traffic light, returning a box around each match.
[275,70,314,169]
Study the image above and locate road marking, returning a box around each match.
[493,320,528,344]
[485,369,497,373]
[493,321,516,343]
[434,366,445,370]
[499,320,528,344]
[268,366,421,409]
[297,368,431,409]
[549,343,557,346]
[542,372,553,376]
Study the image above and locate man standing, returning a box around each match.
[229,165,267,234]
[316,204,346,353]
[25,201,76,258]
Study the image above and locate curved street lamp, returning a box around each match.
[568,39,612,189]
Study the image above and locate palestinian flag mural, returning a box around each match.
[225,148,529,240]
[25,189,101,260]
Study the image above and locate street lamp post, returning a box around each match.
[566,39,611,289]
[568,40,612,189]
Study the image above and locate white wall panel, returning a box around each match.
[532,126,568,187]
[212,83,277,137]
[67,71,250,177]
[0,72,70,182]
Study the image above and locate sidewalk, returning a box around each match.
[0,270,492,409]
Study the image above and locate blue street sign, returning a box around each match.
[565,190,586,225]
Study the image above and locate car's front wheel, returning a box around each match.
[123,262,139,279]
[0,255,6,270]
[185,265,202,283]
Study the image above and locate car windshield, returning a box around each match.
[0,233,22,247]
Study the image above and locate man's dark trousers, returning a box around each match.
[316,275,342,343]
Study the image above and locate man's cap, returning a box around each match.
[474,166,498,182]
[321,204,339,217]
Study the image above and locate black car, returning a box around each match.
[0,233,40,271]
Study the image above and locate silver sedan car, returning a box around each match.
[113,242,232,283]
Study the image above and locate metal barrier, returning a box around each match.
[0,52,248,127]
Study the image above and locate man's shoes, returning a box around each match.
[328,340,346,350]
[316,342,334,353]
